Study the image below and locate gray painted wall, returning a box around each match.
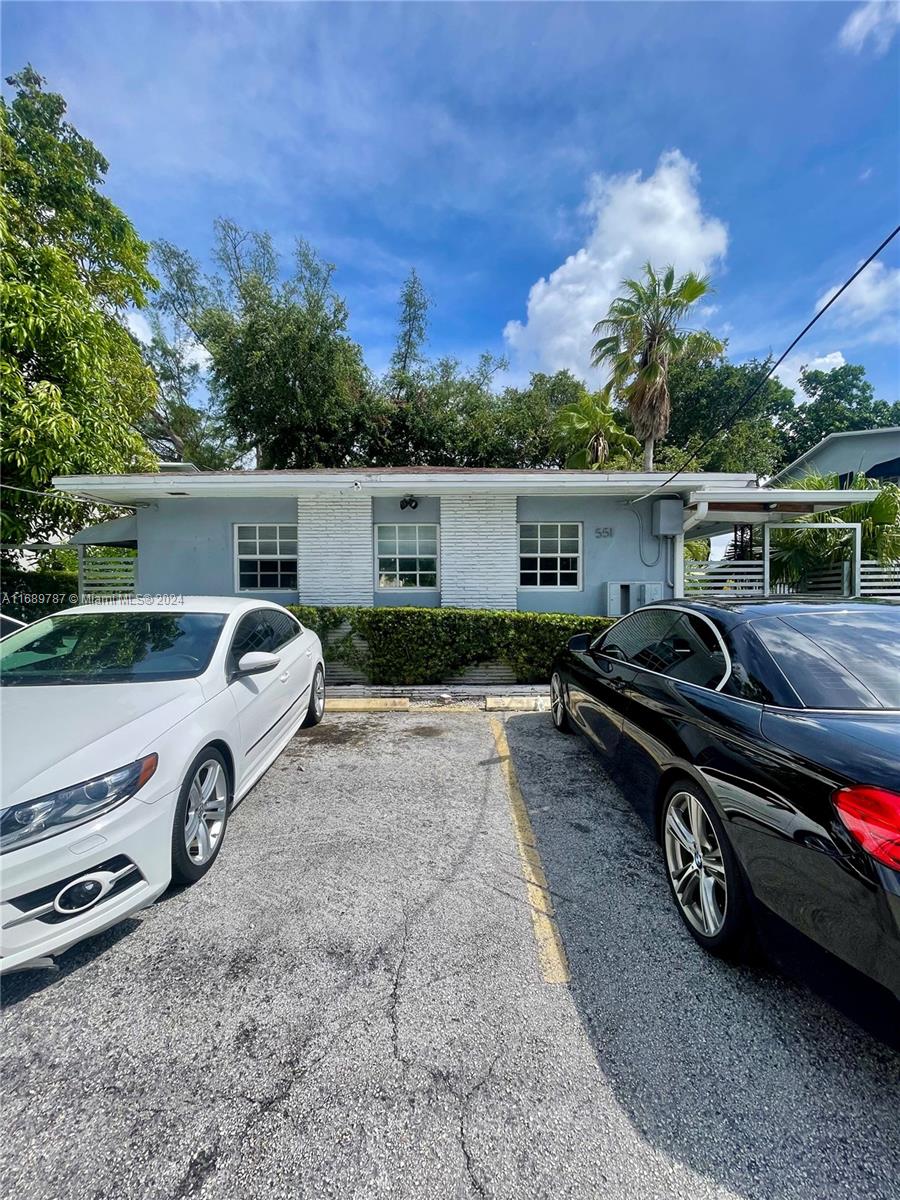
[136,498,300,604]
[516,496,675,615]
[135,492,677,615]
[777,429,900,483]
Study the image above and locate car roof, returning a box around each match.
[655,597,900,628]
[59,596,284,617]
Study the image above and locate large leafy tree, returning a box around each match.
[1,66,157,545]
[135,312,238,470]
[153,220,376,469]
[658,356,795,476]
[781,364,900,464]
[552,386,640,469]
[388,268,429,402]
[591,263,724,470]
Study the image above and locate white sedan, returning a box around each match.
[0,597,325,973]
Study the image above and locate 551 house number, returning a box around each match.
[594,526,615,539]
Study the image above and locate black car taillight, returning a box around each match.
[833,786,900,870]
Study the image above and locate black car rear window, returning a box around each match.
[750,610,900,709]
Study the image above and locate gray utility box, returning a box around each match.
[651,498,684,537]
[600,580,664,616]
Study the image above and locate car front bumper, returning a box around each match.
[0,789,177,973]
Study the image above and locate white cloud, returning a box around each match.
[775,350,846,396]
[503,150,728,377]
[124,310,152,343]
[124,309,211,372]
[816,260,900,344]
[838,1,900,55]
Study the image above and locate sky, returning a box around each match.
[4,0,899,401]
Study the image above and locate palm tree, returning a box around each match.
[769,473,900,585]
[552,388,641,469]
[591,263,724,470]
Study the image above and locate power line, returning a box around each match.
[0,482,136,511]
[634,222,900,503]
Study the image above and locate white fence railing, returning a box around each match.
[79,553,137,598]
[686,557,900,600]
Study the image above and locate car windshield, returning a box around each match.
[750,609,900,710]
[0,612,227,686]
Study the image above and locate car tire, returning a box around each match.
[550,672,574,734]
[302,664,325,728]
[171,748,231,886]
[661,780,748,957]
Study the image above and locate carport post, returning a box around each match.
[673,533,685,598]
[852,523,862,596]
[77,545,85,600]
[762,524,771,597]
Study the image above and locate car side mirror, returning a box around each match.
[567,632,592,652]
[235,651,280,677]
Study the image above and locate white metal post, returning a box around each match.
[762,524,771,597]
[673,533,685,598]
[77,545,84,601]
[852,524,862,596]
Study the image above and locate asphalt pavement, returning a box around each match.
[2,710,898,1200]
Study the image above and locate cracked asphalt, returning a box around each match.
[2,710,898,1200]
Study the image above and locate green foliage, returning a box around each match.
[0,565,79,622]
[153,221,375,469]
[658,357,794,476]
[136,311,237,469]
[591,263,724,470]
[1,66,158,546]
[769,473,900,584]
[552,385,641,469]
[388,268,429,402]
[287,604,613,685]
[782,365,900,464]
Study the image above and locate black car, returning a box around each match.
[550,599,900,1012]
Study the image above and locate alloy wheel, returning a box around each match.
[664,790,727,938]
[184,759,228,866]
[313,668,325,718]
[550,673,565,727]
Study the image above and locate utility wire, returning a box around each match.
[0,482,137,511]
[633,222,900,503]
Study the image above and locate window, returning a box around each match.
[265,609,302,650]
[596,609,681,668]
[0,613,227,686]
[595,608,731,690]
[235,525,297,591]
[229,611,273,668]
[376,524,439,589]
[519,523,581,588]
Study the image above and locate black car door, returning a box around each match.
[576,609,685,774]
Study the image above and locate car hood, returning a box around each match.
[0,679,205,808]
[760,708,900,792]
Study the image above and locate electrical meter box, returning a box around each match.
[651,498,684,537]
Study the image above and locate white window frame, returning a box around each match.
[233,524,298,593]
[374,523,441,592]
[518,521,583,591]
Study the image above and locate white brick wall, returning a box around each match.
[440,495,518,609]
[296,495,373,604]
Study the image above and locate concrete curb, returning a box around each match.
[326,695,550,713]
[327,697,411,712]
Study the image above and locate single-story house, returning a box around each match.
[769,427,900,488]
[55,467,878,615]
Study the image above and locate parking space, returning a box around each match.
[2,711,898,1200]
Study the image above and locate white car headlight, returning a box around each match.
[0,754,158,853]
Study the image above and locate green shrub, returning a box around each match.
[287,604,613,685]
[0,567,80,622]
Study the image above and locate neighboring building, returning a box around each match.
[55,468,876,615]
[770,427,900,488]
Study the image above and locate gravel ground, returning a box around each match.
[1,710,898,1200]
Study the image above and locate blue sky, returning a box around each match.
[4,1,899,399]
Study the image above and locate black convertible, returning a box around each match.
[550,599,900,1011]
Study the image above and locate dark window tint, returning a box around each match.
[651,614,729,688]
[0,613,226,685]
[264,609,301,650]
[229,611,274,666]
[751,610,900,709]
[596,609,681,670]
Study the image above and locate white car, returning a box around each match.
[0,597,325,973]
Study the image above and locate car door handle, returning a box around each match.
[305,649,312,658]
[279,671,290,683]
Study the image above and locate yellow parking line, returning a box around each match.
[489,717,570,986]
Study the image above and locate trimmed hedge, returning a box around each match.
[288,604,613,685]
[0,567,80,622]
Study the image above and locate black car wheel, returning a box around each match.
[662,781,748,956]
[302,664,325,728]
[550,672,573,734]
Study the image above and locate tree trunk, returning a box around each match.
[642,436,655,471]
